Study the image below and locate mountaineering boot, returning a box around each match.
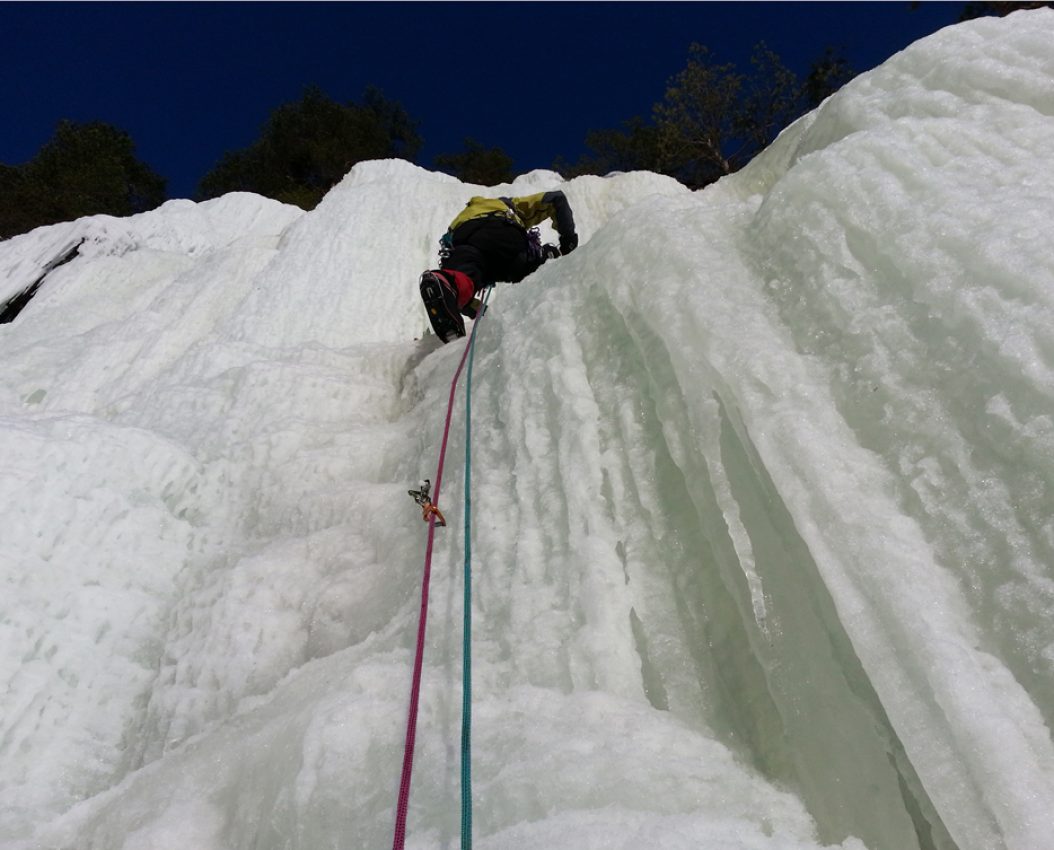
[419,271,466,343]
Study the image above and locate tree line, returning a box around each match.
[1,2,1041,240]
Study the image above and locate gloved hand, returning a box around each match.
[560,232,579,255]
[542,244,561,261]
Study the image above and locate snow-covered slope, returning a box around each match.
[2,10,1054,850]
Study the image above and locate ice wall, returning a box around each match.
[2,9,1053,850]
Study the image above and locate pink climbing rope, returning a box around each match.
[392,312,486,850]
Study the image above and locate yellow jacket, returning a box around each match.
[448,191,575,242]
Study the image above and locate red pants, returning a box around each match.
[442,268,477,310]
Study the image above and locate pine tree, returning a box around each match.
[435,139,515,185]
[556,42,855,189]
[0,121,165,240]
[197,86,422,209]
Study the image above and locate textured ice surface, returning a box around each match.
[2,10,1054,850]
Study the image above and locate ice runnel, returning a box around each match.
[0,238,83,323]
[489,272,956,849]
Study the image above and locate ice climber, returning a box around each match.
[419,190,578,342]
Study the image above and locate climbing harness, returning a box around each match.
[438,225,545,267]
[438,230,453,263]
[392,286,493,850]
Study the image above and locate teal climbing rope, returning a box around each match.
[392,286,492,850]
[460,284,490,850]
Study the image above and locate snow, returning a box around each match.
[2,9,1054,850]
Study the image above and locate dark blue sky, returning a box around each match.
[2,2,966,199]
